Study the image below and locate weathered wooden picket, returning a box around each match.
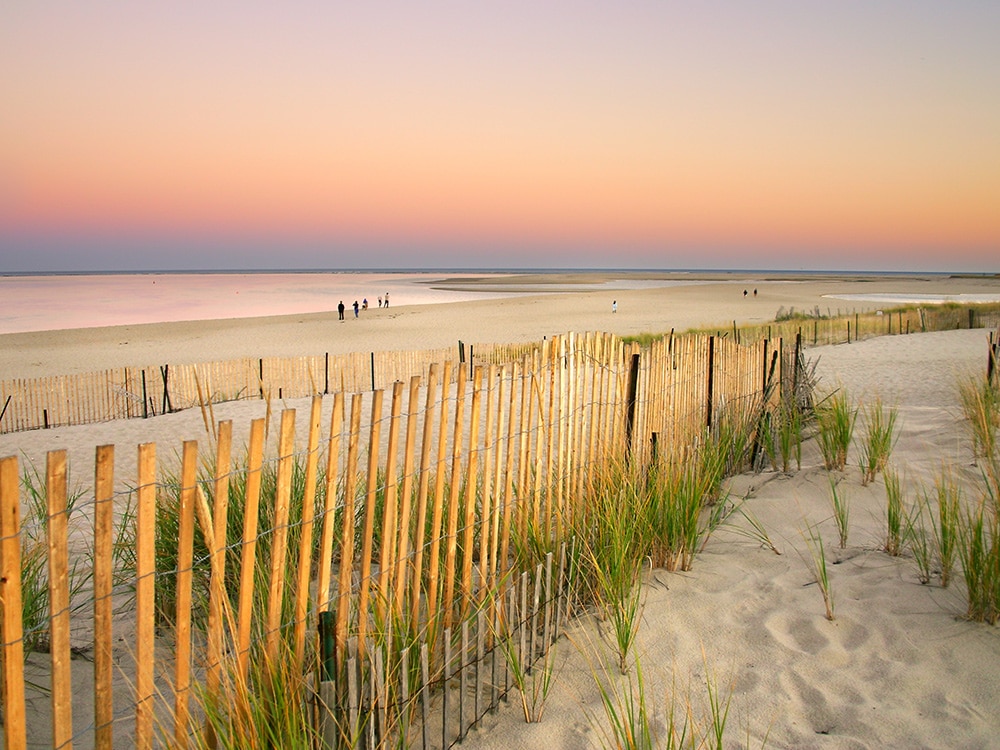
[0,330,786,749]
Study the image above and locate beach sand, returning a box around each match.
[3,271,1000,748]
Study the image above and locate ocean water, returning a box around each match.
[0,270,688,335]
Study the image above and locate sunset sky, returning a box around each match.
[2,2,998,273]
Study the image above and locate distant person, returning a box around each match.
[362,298,368,310]
[743,289,748,297]
[612,300,617,313]
[378,296,383,308]
[753,288,758,297]
[384,291,389,308]
[353,300,359,318]
[338,300,345,321]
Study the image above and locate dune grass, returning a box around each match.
[193,634,323,749]
[814,389,857,472]
[883,466,904,556]
[773,397,804,474]
[828,477,851,549]
[959,375,999,463]
[800,523,834,621]
[587,651,746,750]
[903,495,933,585]
[857,397,899,486]
[927,470,962,588]
[957,498,1000,624]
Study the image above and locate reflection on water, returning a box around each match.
[0,272,698,334]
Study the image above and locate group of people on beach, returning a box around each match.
[337,292,389,320]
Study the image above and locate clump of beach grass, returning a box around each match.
[857,396,899,485]
[958,375,1000,497]
[828,476,851,549]
[496,595,558,723]
[576,457,646,672]
[927,469,962,588]
[586,650,747,750]
[884,466,904,556]
[957,498,1000,624]
[194,636,323,749]
[728,500,782,555]
[958,375,999,463]
[815,388,857,471]
[903,495,933,585]
[773,397,804,473]
[800,523,834,620]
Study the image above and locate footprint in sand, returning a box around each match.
[766,614,831,654]
[766,613,872,656]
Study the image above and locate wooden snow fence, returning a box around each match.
[0,331,788,749]
[0,347,455,434]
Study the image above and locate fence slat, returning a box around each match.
[393,375,421,617]
[46,450,74,748]
[317,392,344,613]
[174,440,199,748]
[135,442,157,750]
[202,419,232,748]
[356,389,384,658]
[235,418,265,681]
[1,456,27,750]
[265,410,297,664]
[335,394,364,665]
[293,396,324,669]
[94,445,115,750]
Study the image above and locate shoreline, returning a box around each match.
[3,271,1000,381]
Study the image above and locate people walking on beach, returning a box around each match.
[353,300,359,318]
[384,292,389,308]
[612,300,617,313]
[378,296,382,308]
[338,300,345,321]
[363,298,368,310]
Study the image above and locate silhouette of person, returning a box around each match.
[353,300,359,318]
[612,300,617,313]
[338,300,345,321]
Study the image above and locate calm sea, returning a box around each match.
[0,270,682,335]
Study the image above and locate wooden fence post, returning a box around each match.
[1,456,27,750]
[988,332,998,386]
[624,351,641,463]
[705,336,715,430]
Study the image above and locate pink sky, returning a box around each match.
[2,3,998,272]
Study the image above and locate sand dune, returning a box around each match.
[457,328,1000,749]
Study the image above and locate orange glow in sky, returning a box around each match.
[2,3,998,271]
